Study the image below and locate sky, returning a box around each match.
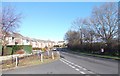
[2,2,105,42]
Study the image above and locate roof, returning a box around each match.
[11,32,23,38]
[58,41,65,43]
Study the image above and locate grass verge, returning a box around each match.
[2,54,60,70]
[67,51,120,60]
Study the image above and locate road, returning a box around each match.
[2,50,118,74]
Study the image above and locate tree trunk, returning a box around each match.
[2,45,7,56]
[2,46,4,56]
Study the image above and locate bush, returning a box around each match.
[67,41,119,56]
[23,45,32,54]
[2,45,32,55]
[2,46,13,55]
[12,45,23,53]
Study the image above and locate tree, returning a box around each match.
[88,3,118,53]
[72,18,86,44]
[72,17,96,44]
[64,30,80,49]
[90,3,118,45]
[82,28,95,43]
[0,5,22,55]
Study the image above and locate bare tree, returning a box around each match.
[82,28,95,43]
[64,30,80,47]
[0,5,22,55]
[118,2,120,43]
[64,2,118,54]
[90,3,118,45]
[72,18,86,44]
[72,17,96,44]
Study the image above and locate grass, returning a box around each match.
[2,54,60,70]
[68,51,120,60]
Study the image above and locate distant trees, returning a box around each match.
[0,5,22,55]
[64,30,80,49]
[64,3,118,56]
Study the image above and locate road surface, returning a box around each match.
[2,51,118,74]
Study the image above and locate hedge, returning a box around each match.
[23,45,32,54]
[3,45,32,55]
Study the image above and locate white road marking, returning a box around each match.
[75,68,79,71]
[71,66,75,68]
[75,68,86,74]
[62,59,75,65]
[75,64,82,68]
[83,68,87,70]
[60,58,95,74]
[61,58,84,69]
[80,71,86,74]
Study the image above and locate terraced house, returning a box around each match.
[5,33,56,49]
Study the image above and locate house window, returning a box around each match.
[27,39,29,43]
[15,42,18,45]
[12,37,14,40]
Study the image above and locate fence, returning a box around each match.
[2,51,60,69]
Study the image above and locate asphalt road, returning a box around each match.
[2,51,118,74]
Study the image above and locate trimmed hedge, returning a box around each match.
[3,45,32,55]
[23,45,32,54]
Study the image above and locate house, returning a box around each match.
[57,41,65,47]
[6,33,23,45]
[31,38,37,48]
[22,37,31,45]
[4,32,56,49]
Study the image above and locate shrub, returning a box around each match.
[23,45,32,54]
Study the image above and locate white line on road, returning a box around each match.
[62,58,75,65]
[83,68,87,70]
[80,71,86,74]
[61,58,84,69]
[71,66,75,69]
[75,64,82,68]
[60,58,95,74]
[60,58,86,74]
[75,68,86,74]
[75,68,79,71]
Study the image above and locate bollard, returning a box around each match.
[52,52,54,59]
[15,56,18,67]
[41,53,43,62]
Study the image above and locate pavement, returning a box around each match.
[2,50,119,74]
